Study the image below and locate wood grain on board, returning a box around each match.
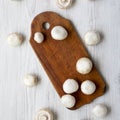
[30,11,106,110]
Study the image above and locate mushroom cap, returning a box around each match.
[7,33,23,46]
[34,32,44,43]
[61,94,76,108]
[35,109,53,120]
[92,104,108,118]
[63,79,79,94]
[84,30,101,46]
[76,57,93,74]
[57,0,73,9]
[81,80,96,95]
[24,74,37,87]
[51,26,68,40]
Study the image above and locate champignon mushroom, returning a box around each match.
[57,0,73,9]
[84,30,101,46]
[92,104,108,118]
[34,32,44,43]
[35,109,53,120]
[7,33,23,47]
[63,79,79,94]
[61,94,76,108]
[51,26,68,40]
[76,57,93,74]
[81,80,96,95]
[24,74,38,87]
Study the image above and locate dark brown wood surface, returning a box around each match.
[30,11,106,110]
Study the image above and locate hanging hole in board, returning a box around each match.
[43,22,50,30]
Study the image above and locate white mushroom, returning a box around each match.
[34,32,44,43]
[92,104,108,118]
[51,26,68,40]
[7,33,23,47]
[63,79,79,94]
[81,80,96,95]
[57,0,73,9]
[35,109,53,120]
[76,57,93,74]
[84,30,101,46]
[61,94,76,108]
[24,74,38,87]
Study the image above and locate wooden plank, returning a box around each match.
[30,11,106,110]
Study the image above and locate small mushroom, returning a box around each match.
[61,94,76,108]
[76,57,93,74]
[24,74,38,87]
[34,32,44,43]
[84,30,101,46]
[51,26,68,40]
[7,33,23,47]
[57,0,73,9]
[63,79,79,94]
[92,104,108,118]
[35,109,53,120]
[81,80,96,95]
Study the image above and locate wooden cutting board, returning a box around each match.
[30,11,106,110]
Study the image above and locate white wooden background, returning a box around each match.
[0,0,120,120]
